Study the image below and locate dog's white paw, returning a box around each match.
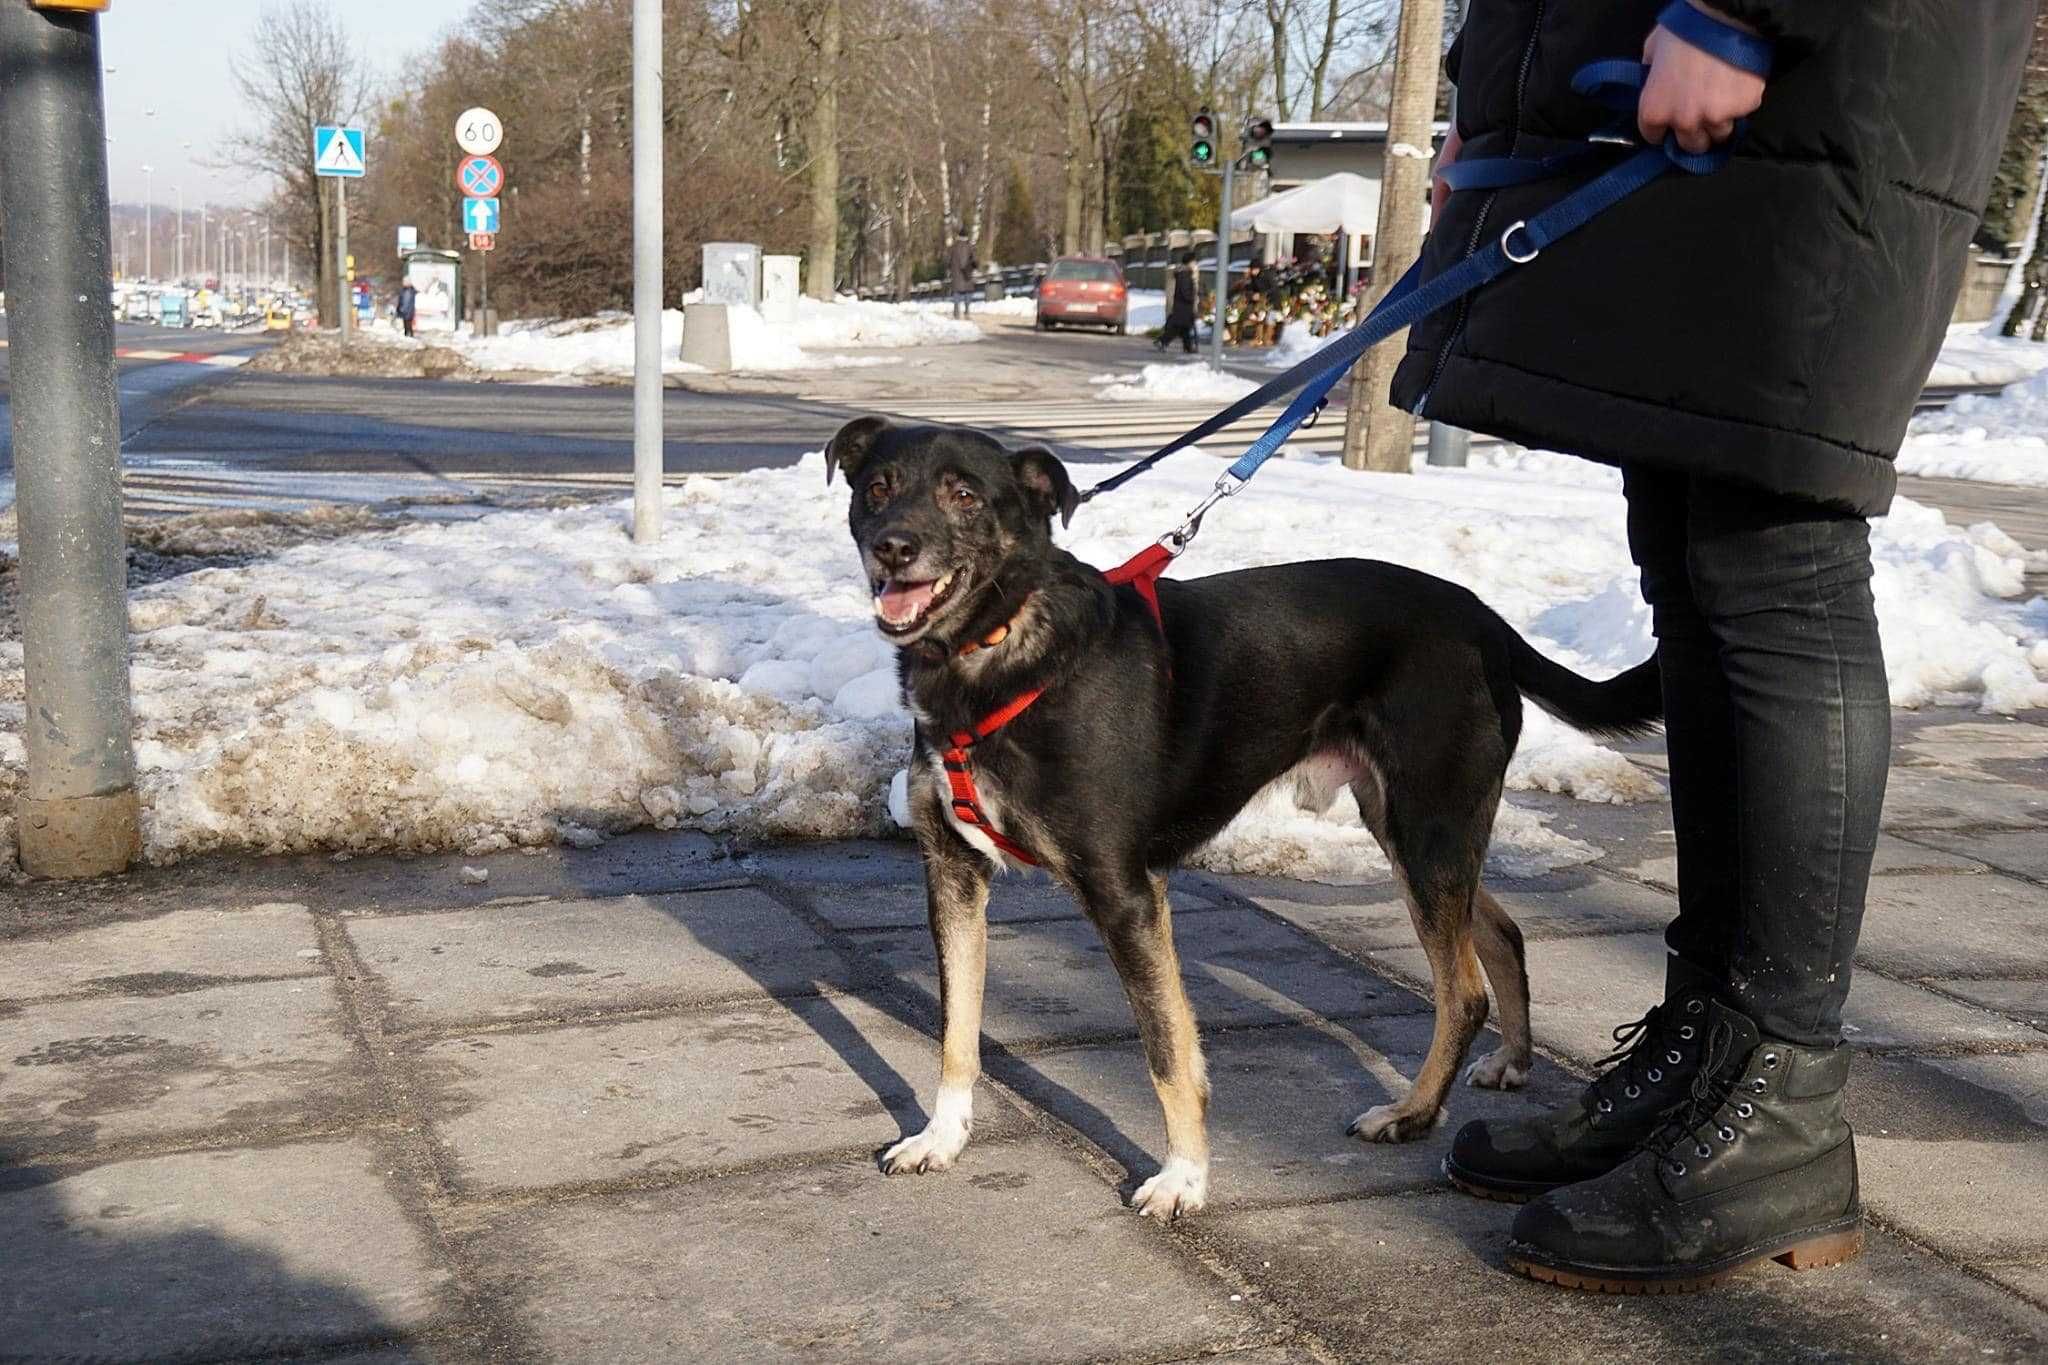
[881,1118,970,1175]
[1464,1049,1531,1090]
[1131,1156,1208,1220]
[881,1086,973,1175]
[1347,1102,1443,1144]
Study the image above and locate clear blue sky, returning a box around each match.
[102,0,476,208]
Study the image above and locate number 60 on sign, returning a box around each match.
[456,107,502,156]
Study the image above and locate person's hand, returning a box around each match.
[1430,123,1464,228]
[1639,1,1766,154]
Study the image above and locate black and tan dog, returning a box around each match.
[829,415,1660,1218]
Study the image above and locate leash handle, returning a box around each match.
[1654,0,1774,77]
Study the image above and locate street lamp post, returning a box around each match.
[174,183,183,281]
[140,162,152,278]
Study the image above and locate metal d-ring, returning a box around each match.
[1501,220,1540,264]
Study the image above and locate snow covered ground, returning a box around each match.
[5,444,2041,879]
[415,295,982,378]
[1091,362,1259,403]
[1901,368,2048,488]
[1927,322,2048,387]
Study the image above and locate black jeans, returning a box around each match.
[1621,467,1891,1047]
[1157,319,1197,352]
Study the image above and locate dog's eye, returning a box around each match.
[952,486,979,509]
[865,478,888,507]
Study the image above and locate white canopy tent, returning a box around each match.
[1228,171,1382,237]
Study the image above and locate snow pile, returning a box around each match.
[451,295,979,378]
[1125,289,1167,332]
[1900,369,2048,488]
[1093,362,1259,403]
[2,449,2040,877]
[1928,323,2048,388]
[1264,323,1329,370]
[905,295,1039,319]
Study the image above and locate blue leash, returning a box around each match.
[1085,6,1772,555]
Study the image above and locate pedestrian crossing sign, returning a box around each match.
[313,125,366,178]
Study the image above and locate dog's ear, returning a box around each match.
[825,415,891,487]
[1011,445,1079,528]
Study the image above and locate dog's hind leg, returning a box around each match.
[883,784,992,1176]
[1080,868,1210,1219]
[1348,781,1495,1144]
[1465,888,1533,1090]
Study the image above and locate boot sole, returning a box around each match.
[1506,1217,1864,1295]
[1440,1155,1562,1205]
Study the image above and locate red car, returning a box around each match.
[1035,257,1128,334]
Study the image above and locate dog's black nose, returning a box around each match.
[873,532,921,572]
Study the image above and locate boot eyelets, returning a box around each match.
[1678,1025,1696,1040]
[1736,1102,1754,1118]
[1668,1160,1687,1177]
[1750,1077,1768,1094]
[1647,1068,1664,1083]
[1624,1084,1641,1099]
[1597,1098,1614,1114]
[1718,1125,1735,1142]
[1695,1142,1712,1159]
[1666,1050,1683,1065]
[1763,1052,1780,1069]
[1685,1000,1704,1015]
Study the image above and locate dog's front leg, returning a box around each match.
[1083,870,1210,1219]
[882,776,991,1176]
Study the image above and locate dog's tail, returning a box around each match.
[1505,633,1663,739]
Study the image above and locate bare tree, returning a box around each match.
[806,0,843,298]
[1341,0,1442,472]
[226,0,372,327]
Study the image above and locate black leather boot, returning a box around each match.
[1443,977,1720,1202]
[1505,1011,1863,1294]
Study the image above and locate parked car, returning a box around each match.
[1035,257,1128,334]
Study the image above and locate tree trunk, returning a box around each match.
[1267,0,1291,118]
[806,0,842,300]
[1341,0,1444,472]
[1310,0,1341,117]
[1062,69,1086,254]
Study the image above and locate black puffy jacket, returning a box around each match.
[1389,1,2037,514]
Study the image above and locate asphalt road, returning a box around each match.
[0,318,271,472]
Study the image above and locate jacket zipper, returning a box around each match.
[1418,0,1546,414]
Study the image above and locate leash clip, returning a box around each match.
[1501,220,1541,264]
[1159,472,1244,557]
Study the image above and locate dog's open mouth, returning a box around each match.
[873,571,961,636]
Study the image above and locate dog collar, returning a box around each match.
[956,594,1035,658]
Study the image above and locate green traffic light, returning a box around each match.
[1192,140,1215,164]
[1247,146,1270,168]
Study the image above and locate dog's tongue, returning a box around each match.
[876,579,936,625]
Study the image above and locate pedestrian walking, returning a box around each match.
[946,226,978,320]
[1155,251,1199,354]
[395,278,417,339]
[1409,0,2035,1294]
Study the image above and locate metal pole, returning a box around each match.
[1211,147,1234,370]
[0,1,141,876]
[1425,421,1470,466]
[198,205,206,284]
[336,177,351,343]
[142,163,151,278]
[631,0,663,544]
[175,184,183,281]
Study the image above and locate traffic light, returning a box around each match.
[1191,110,1217,166]
[1244,118,1274,170]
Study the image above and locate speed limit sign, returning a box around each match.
[455,107,503,156]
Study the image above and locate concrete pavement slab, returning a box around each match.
[417,995,1022,1193]
[1203,1188,2048,1362]
[1923,977,2048,1026]
[1245,872,1673,960]
[469,1143,1261,1364]
[1371,932,2035,1066]
[802,872,1216,931]
[0,1139,447,1360]
[1007,1016,1578,1209]
[347,887,852,1031]
[1857,873,2048,978]
[1841,1054,2046,1144]
[1860,1137,2048,1262]
[0,977,365,1157]
[856,908,1425,1050]
[1927,1052,2048,1128]
[1879,767,2048,831]
[311,828,732,915]
[1620,832,1989,891]
[0,904,321,1002]
[1898,828,2048,883]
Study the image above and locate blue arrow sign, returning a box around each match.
[463,197,501,233]
[458,156,502,197]
[313,125,366,178]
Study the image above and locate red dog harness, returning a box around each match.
[940,548,1171,867]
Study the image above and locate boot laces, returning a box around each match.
[1585,1006,1672,1111]
[1640,1017,1741,1174]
